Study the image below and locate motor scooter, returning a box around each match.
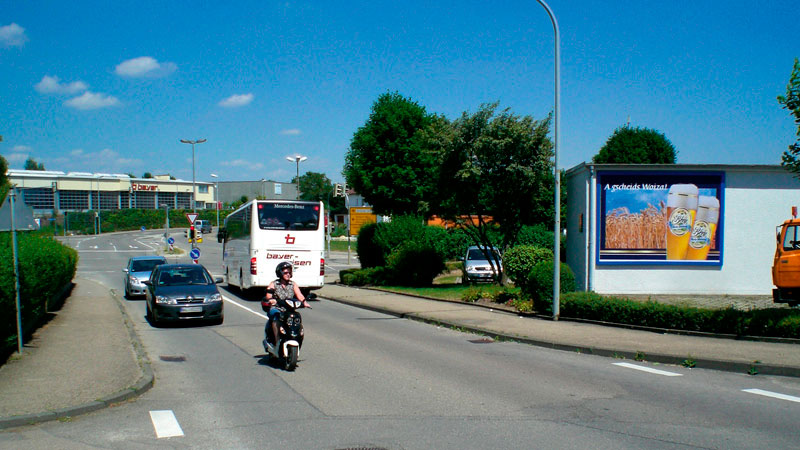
[261,291,314,370]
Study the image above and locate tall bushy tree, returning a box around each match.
[593,126,677,164]
[779,58,800,177]
[24,157,45,170]
[427,102,554,280]
[344,92,438,216]
[295,171,345,214]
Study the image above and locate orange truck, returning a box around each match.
[772,212,800,306]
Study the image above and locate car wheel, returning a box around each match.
[124,285,130,299]
[146,303,159,327]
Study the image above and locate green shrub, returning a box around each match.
[461,287,485,302]
[356,223,384,268]
[340,267,391,286]
[386,241,445,287]
[491,287,519,304]
[1,231,77,353]
[524,260,576,314]
[516,224,565,260]
[556,292,800,339]
[503,245,554,288]
[775,315,800,338]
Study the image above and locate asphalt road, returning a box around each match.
[5,230,799,449]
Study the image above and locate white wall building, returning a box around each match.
[6,170,216,215]
[565,164,800,296]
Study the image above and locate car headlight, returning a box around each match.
[205,293,222,303]
[155,295,175,305]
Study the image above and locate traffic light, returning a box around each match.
[189,225,195,241]
[334,183,343,197]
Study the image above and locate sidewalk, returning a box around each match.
[2,276,799,430]
[0,277,153,429]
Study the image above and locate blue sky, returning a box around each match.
[1,1,797,185]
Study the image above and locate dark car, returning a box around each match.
[123,255,167,298]
[144,263,224,326]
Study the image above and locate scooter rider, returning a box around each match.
[264,262,309,348]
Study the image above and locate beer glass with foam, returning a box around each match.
[666,184,698,260]
[686,195,720,260]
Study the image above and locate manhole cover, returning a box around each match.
[160,355,186,362]
[468,338,494,344]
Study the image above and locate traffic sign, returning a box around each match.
[185,213,199,225]
[189,248,200,260]
[167,237,175,245]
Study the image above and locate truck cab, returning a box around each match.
[772,218,800,306]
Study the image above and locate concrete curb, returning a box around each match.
[0,289,154,430]
[322,289,800,379]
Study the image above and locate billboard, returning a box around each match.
[596,171,724,266]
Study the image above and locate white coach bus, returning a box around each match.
[220,200,325,294]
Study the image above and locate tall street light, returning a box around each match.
[210,173,220,228]
[180,138,207,212]
[286,154,307,200]
[533,0,561,320]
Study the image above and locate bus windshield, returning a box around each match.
[257,202,320,231]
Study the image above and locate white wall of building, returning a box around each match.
[566,164,800,296]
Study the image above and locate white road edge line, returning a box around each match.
[613,362,683,377]
[742,388,800,403]
[222,294,268,319]
[149,410,184,438]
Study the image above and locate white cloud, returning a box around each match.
[51,148,143,173]
[5,151,30,164]
[281,129,301,135]
[221,159,264,170]
[35,75,88,95]
[0,23,27,47]
[64,91,121,110]
[219,93,254,108]
[115,56,177,78]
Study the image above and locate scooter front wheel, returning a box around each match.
[285,346,298,371]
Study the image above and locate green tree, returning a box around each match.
[427,103,555,281]
[344,92,438,216]
[143,172,153,178]
[593,126,677,164]
[779,58,800,176]
[295,171,331,202]
[24,157,45,170]
[0,154,9,203]
[294,171,345,214]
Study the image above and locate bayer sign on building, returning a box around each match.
[565,163,800,296]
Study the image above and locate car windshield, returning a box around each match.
[158,268,212,286]
[258,202,320,231]
[467,249,500,261]
[131,259,165,272]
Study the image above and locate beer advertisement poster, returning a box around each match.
[596,171,724,265]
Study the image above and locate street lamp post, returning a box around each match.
[286,155,307,200]
[210,173,220,228]
[180,138,207,213]
[533,0,561,321]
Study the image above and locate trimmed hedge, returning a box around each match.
[560,292,800,339]
[1,231,78,354]
[58,209,228,235]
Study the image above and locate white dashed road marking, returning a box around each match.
[742,389,800,403]
[613,362,683,377]
[150,410,184,438]
[222,294,267,319]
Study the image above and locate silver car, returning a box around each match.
[123,256,167,298]
[463,246,502,283]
